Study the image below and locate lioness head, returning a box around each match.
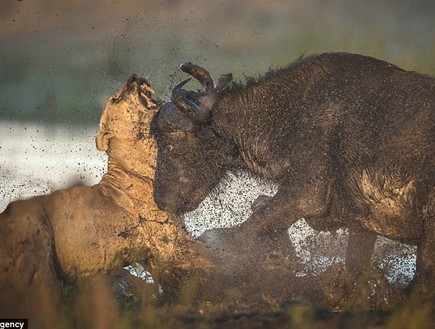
[96,74,158,151]
[96,75,161,178]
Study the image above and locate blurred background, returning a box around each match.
[1,0,434,124]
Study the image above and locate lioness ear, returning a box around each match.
[96,130,111,152]
[96,108,111,151]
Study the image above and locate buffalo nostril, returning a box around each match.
[153,192,180,215]
[156,200,175,213]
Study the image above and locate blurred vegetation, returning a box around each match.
[0,0,434,124]
[22,272,434,329]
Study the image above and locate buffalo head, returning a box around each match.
[151,64,239,214]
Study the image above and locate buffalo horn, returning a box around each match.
[179,62,215,92]
[171,79,211,125]
[215,73,233,93]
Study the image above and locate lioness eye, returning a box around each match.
[110,96,121,103]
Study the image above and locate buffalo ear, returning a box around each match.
[215,73,233,93]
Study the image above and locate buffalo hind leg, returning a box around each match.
[412,203,434,301]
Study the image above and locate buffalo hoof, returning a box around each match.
[309,264,406,311]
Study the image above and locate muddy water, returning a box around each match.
[0,121,416,286]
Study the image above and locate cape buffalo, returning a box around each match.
[151,52,434,298]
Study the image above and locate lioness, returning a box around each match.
[0,75,211,313]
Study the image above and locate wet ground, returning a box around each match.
[66,266,433,329]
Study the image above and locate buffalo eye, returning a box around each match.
[166,144,174,152]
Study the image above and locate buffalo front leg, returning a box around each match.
[241,140,336,258]
[201,153,333,266]
[345,228,377,276]
[233,178,332,263]
[199,180,329,266]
